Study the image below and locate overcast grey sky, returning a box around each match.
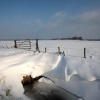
[0,0,100,39]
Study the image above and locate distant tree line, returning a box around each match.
[52,36,83,40]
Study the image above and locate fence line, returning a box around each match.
[14,39,87,58]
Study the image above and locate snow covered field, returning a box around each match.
[0,40,100,100]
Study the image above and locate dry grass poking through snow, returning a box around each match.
[21,75,33,86]
[0,74,23,100]
[21,74,55,86]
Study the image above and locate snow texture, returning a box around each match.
[0,40,100,100]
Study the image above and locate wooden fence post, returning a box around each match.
[58,47,60,54]
[36,39,39,51]
[84,48,86,58]
[14,40,17,48]
[63,51,65,56]
[29,40,31,50]
[45,47,47,52]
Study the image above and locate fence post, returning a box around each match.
[45,47,47,52]
[58,47,60,54]
[29,40,31,50]
[84,48,86,58]
[36,39,39,51]
[14,40,17,48]
[63,51,65,56]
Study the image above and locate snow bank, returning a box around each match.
[0,40,100,100]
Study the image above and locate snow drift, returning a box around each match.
[0,40,100,100]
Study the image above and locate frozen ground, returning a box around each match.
[0,40,100,100]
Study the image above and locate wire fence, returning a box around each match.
[0,40,91,58]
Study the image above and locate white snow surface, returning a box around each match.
[0,40,100,100]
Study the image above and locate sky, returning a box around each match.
[0,0,100,39]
